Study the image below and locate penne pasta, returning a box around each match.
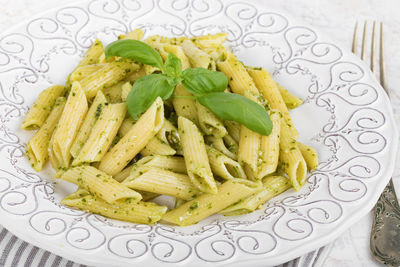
[238,125,260,180]
[156,120,182,154]
[224,120,240,143]
[172,84,198,124]
[60,165,142,204]
[77,39,104,67]
[248,68,298,139]
[118,29,144,40]
[174,198,186,208]
[191,33,228,49]
[178,116,217,194]
[98,97,164,175]
[62,189,166,224]
[118,117,176,157]
[196,102,227,138]
[162,179,260,226]
[80,60,140,99]
[102,81,124,103]
[206,145,246,180]
[217,51,259,95]
[113,165,133,182]
[21,85,65,130]
[50,82,88,168]
[26,97,66,171]
[72,103,126,165]
[277,83,303,109]
[297,142,319,170]
[123,167,199,200]
[70,90,107,158]
[130,155,186,178]
[70,64,105,82]
[279,118,307,191]
[120,81,132,102]
[257,111,281,178]
[181,39,215,70]
[221,175,291,216]
[118,117,135,137]
[140,137,176,156]
[205,135,237,160]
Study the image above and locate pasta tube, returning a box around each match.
[77,39,104,67]
[50,82,88,168]
[118,117,135,137]
[221,175,291,216]
[277,83,303,109]
[297,142,319,170]
[70,90,107,158]
[118,29,144,40]
[196,102,227,138]
[123,168,199,200]
[60,165,141,204]
[113,165,133,182]
[156,120,182,154]
[72,103,126,165]
[98,97,164,175]
[162,179,260,226]
[206,145,246,180]
[62,189,166,224]
[21,85,65,130]
[140,137,176,156]
[102,81,124,103]
[257,111,281,178]
[205,135,238,160]
[178,116,217,194]
[217,50,259,95]
[70,64,105,82]
[248,68,298,139]
[181,40,215,70]
[120,82,132,101]
[279,119,307,191]
[118,117,175,157]
[224,120,240,143]
[80,60,140,99]
[130,155,186,177]
[26,97,66,171]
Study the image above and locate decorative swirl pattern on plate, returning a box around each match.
[0,0,395,266]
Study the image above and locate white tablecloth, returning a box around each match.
[0,0,399,266]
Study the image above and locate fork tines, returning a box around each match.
[352,21,387,92]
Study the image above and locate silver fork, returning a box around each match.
[352,21,400,267]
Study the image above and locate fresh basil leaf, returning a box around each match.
[165,53,182,78]
[126,74,176,119]
[105,39,164,71]
[182,68,228,96]
[197,92,272,135]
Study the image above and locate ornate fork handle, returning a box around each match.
[370,180,400,267]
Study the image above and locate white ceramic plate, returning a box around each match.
[0,0,397,266]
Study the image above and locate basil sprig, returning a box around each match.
[126,74,178,120]
[197,92,272,135]
[182,68,227,95]
[105,39,165,71]
[164,53,182,78]
[105,39,272,135]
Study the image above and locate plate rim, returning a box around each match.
[0,0,398,266]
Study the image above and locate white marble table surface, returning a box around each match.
[0,0,399,266]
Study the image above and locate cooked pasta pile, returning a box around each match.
[22,29,318,226]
